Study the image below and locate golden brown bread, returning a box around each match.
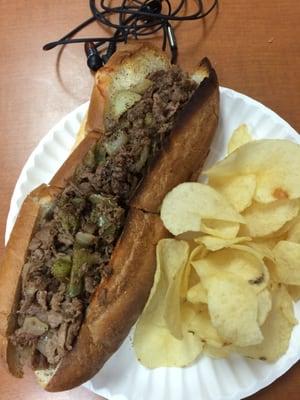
[0,43,219,391]
[0,187,169,388]
[75,43,170,147]
[86,42,170,134]
[77,44,213,149]
[0,185,61,377]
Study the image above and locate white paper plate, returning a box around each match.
[5,88,300,400]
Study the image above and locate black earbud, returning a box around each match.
[84,42,103,71]
[101,41,117,64]
[83,1,163,71]
[141,0,162,15]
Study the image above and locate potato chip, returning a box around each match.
[205,272,263,347]
[203,343,231,358]
[257,289,272,326]
[187,282,208,304]
[240,219,291,245]
[189,301,209,314]
[135,137,300,368]
[181,244,207,298]
[210,174,256,213]
[263,259,280,287]
[181,261,192,299]
[287,217,300,244]
[192,247,267,293]
[201,219,240,239]
[287,285,300,302]
[238,241,275,262]
[164,267,188,339]
[279,287,298,325]
[189,243,208,261]
[242,200,299,237]
[205,140,300,203]
[134,317,203,368]
[161,240,190,339]
[252,237,280,251]
[273,240,300,285]
[185,305,224,348]
[230,244,271,287]
[228,124,252,154]
[235,286,297,361]
[241,215,295,240]
[133,240,203,367]
[160,182,244,236]
[195,235,251,251]
[264,217,296,239]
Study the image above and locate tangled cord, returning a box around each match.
[43,0,218,70]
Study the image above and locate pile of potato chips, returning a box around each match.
[133,125,300,368]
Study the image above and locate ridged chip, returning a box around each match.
[205,140,300,203]
[160,182,244,236]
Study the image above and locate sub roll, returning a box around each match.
[0,43,219,391]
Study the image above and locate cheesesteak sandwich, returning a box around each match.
[0,43,219,391]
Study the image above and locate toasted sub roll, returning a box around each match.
[0,43,219,391]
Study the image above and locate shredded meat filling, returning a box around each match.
[11,66,197,368]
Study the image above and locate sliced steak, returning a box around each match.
[12,66,197,368]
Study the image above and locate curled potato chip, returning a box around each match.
[133,240,203,367]
[195,235,251,251]
[205,272,263,347]
[228,124,252,154]
[242,200,299,238]
[209,174,256,213]
[164,264,189,339]
[201,219,240,239]
[235,285,296,361]
[257,289,272,326]
[181,244,207,298]
[189,243,208,262]
[187,282,208,304]
[160,182,244,236]
[205,140,300,203]
[181,261,192,299]
[273,240,300,285]
[160,240,190,339]
[192,247,267,293]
